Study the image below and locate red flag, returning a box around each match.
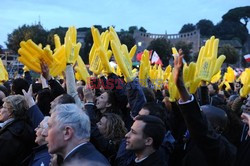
[151,51,163,65]
[136,52,143,61]
[244,54,250,62]
[136,50,153,61]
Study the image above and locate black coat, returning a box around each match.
[0,119,34,166]
[128,148,167,166]
[178,97,236,166]
[235,138,250,166]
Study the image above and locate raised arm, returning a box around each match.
[173,53,236,166]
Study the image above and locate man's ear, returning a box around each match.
[145,137,153,146]
[63,126,74,141]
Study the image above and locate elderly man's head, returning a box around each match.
[50,94,75,111]
[35,116,49,145]
[46,104,90,157]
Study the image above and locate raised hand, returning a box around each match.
[241,113,250,136]
[83,86,95,103]
[173,49,190,102]
[173,50,184,86]
[22,84,35,108]
[40,60,52,80]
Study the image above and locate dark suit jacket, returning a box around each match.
[178,96,236,166]
[63,142,110,166]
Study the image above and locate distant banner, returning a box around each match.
[244,54,250,62]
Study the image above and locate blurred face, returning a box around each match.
[234,82,241,92]
[125,120,146,151]
[95,92,110,111]
[0,91,5,107]
[138,108,150,116]
[0,102,13,122]
[208,84,215,95]
[243,97,250,114]
[46,113,65,155]
[50,95,62,110]
[35,120,48,145]
[97,116,108,135]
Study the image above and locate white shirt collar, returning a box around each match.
[135,156,148,163]
[0,118,14,128]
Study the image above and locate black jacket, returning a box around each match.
[128,148,167,166]
[0,119,35,166]
[235,138,250,166]
[178,96,236,166]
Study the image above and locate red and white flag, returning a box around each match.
[244,54,250,62]
[151,51,163,65]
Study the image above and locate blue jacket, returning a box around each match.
[28,144,51,166]
[126,78,146,118]
[63,142,110,165]
[27,104,44,130]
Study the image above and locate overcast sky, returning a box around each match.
[0,0,249,48]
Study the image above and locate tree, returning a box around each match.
[6,24,48,53]
[196,19,215,37]
[0,45,3,54]
[82,28,92,64]
[147,38,172,66]
[179,23,196,33]
[175,41,193,62]
[214,20,248,44]
[119,34,136,51]
[222,6,250,28]
[139,27,147,33]
[47,26,68,50]
[128,26,138,34]
[218,44,239,64]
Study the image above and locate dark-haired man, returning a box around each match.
[125,115,166,165]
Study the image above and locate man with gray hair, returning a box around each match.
[46,104,110,165]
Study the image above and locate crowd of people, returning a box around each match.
[0,53,250,166]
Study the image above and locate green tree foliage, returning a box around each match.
[214,20,248,44]
[179,23,196,33]
[222,6,250,27]
[47,26,67,50]
[139,27,147,33]
[196,19,215,37]
[175,41,193,62]
[81,28,92,64]
[147,38,172,66]
[0,45,3,54]
[218,44,239,64]
[119,34,136,51]
[128,26,138,34]
[6,24,48,53]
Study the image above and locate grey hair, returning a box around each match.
[40,116,50,129]
[3,95,29,120]
[53,104,90,139]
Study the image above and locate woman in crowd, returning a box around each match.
[84,87,127,164]
[0,95,34,165]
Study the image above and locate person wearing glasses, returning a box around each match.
[22,116,51,166]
